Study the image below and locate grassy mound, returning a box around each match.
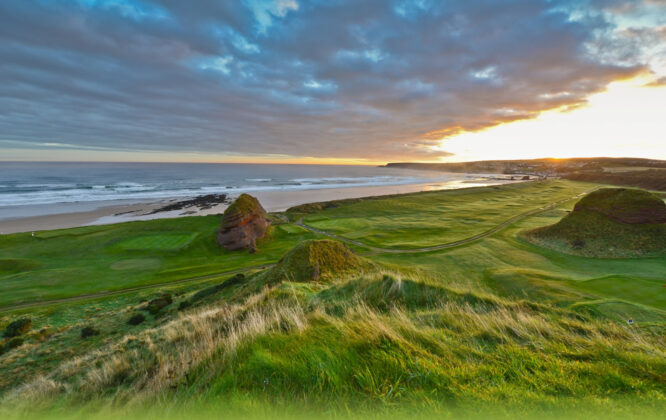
[263,239,368,283]
[523,188,666,257]
[572,188,666,224]
[222,193,266,221]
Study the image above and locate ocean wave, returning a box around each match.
[15,183,78,189]
[0,169,476,207]
[291,176,399,184]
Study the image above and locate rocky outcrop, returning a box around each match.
[573,188,666,224]
[217,194,269,253]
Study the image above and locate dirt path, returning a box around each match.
[296,189,597,254]
[0,264,275,312]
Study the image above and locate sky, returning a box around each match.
[1,0,665,164]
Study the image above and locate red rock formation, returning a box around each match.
[217,194,269,253]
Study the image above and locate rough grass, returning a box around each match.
[523,209,666,258]
[522,188,666,258]
[571,188,666,223]
[260,239,370,284]
[223,193,265,218]
[2,180,666,418]
[2,269,664,417]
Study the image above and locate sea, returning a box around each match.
[0,162,499,219]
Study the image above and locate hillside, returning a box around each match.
[563,169,666,191]
[523,188,666,257]
[1,181,665,419]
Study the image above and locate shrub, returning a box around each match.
[190,274,245,302]
[6,336,24,349]
[571,238,585,249]
[81,326,100,338]
[128,314,146,326]
[147,293,173,315]
[178,274,246,310]
[3,318,32,338]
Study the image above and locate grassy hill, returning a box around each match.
[1,181,665,420]
[523,188,666,258]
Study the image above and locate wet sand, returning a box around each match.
[0,179,516,234]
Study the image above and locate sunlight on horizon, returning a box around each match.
[435,75,666,162]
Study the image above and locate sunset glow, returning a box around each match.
[435,75,666,162]
[1,0,664,163]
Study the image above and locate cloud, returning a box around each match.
[0,0,663,161]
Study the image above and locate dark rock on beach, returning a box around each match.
[148,194,229,215]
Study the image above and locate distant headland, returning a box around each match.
[384,157,666,191]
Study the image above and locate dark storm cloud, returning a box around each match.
[0,0,662,160]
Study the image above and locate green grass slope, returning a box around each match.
[1,181,665,419]
[523,188,666,258]
[290,180,594,249]
[260,239,371,284]
[1,264,664,418]
[0,215,316,307]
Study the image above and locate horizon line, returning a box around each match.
[1,156,664,165]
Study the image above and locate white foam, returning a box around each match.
[0,170,481,208]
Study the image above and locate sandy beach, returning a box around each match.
[0,179,518,234]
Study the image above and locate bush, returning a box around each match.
[147,293,173,315]
[128,313,146,326]
[81,326,100,338]
[571,238,586,249]
[6,336,24,349]
[3,318,32,338]
[178,274,246,310]
[191,274,245,302]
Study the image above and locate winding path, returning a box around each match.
[296,188,597,254]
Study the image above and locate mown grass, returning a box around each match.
[294,180,595,249]
[1,180,665,418]
[0,216,316,307]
